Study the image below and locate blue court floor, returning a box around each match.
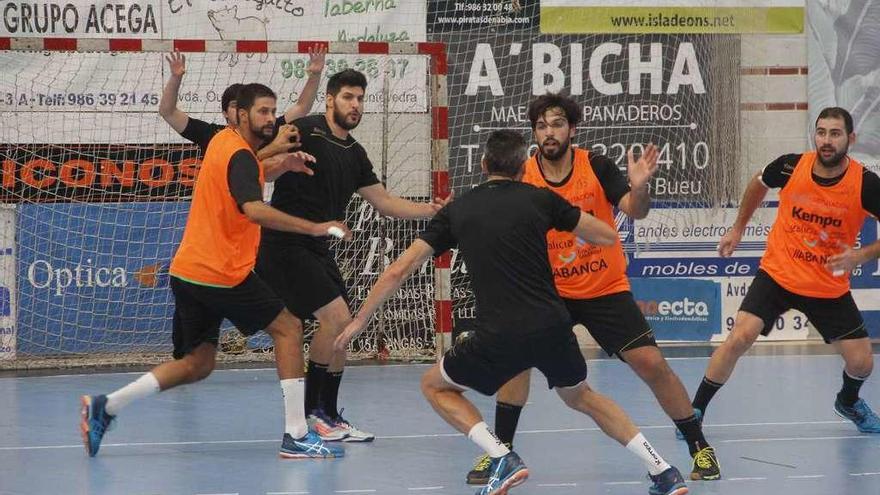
[1,351,879,495]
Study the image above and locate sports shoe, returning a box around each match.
[834,398,880,433]
[307,409,348,441]
[675,408,703,441]
[648,466,688,495]
[467,442,512,485]
[690,446,721,481]
[476,450,529,495]
[279,431,344,459]
[80,395,115,457]
[333,409,375,442]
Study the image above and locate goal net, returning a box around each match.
[0,39,446,369]
[427,2,745,339]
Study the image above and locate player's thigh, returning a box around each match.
[795,291,868,344]
[738,269,792,339]
[565,292,655,359]
[170,277,225,359]
[256,242,344,320]
[441,332,529,396]
[195,273,285,338]
[532,328,588,390]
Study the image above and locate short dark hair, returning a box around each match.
[816,107,854,134]
[484,130,528,178]
[236,83,276,113]
[221,83,244,113]
[327,69,367,95]
[527,93,582,129]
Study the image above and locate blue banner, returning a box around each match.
[630,277,721,341]
[17,203,189,354]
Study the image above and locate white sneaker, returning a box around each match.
[334,410,375,443]
[307,409,348,441]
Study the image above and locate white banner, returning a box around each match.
[0,0,427,41]
[0,206,15,360]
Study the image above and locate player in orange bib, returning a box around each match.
[463,94,720,485]
[692,107,880,433]
[79,84,354,460]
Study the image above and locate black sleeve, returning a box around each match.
[590,153,630,206]
[862,169,880,219]
[760,154,801,189]
[180,118,225,155]
[227,149,264,211]
[540,188,582,232]
[357,145,381,188]
[418,206,456,254]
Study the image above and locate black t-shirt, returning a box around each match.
[761,153,880,218]
[263,114,380,246]
[227,149,263,211]
[180,118,227,156]
[419,180,581,338]
[538,152,631,206]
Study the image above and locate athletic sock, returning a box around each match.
[837,370,867,408]
[467,421,510,458]
[323,370,343,419]
[494,401,523,447]
[105,372,161,416]
[692,376,724,414]
[626,432,672,476]
[674,414,709,456]
[281,378,308,438]
[305,360,328,413]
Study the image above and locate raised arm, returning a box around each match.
[718,172,769,257]
[283,46,326,123]
[158,51,190,134]
[617,143,659,219]
[334,240,435,350]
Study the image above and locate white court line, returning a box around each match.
[335,491,376,494]
[9,353,860,379]
[538,483,578,487]
[603,481,642,485]
[267,492,309,494]
[407,487,444,491]
[196,493,238,495]
[788,475,825,479]
[722,435,871,443]
[0,420,860,452]
[724,477,768,481]
[850,472,880,476]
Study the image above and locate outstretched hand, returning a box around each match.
[165,50,186,78]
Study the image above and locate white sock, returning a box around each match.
[467,421,510,458]
[626,433,671,476]
[105,372,161,416]
[281,378,308,438]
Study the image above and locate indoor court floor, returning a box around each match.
[1,348,879,495]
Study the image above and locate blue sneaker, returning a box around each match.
[476,451,529,495]
[834,398,880,433]
[80,395,114,457]
[675,408,703,441]
[279,431,345,459]
[648,466,688,495]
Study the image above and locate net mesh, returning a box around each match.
[0,47,437,369]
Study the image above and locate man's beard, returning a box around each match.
[817,144,848,168]
[333,107,361,131]
[538,138,570,161]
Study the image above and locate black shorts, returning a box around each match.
[564,291,656,358]
[441,325,587,395]
[256,241,347,320]
[170,274,285,359]
[740,269,867,343]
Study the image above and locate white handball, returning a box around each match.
[327,226,345,239]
